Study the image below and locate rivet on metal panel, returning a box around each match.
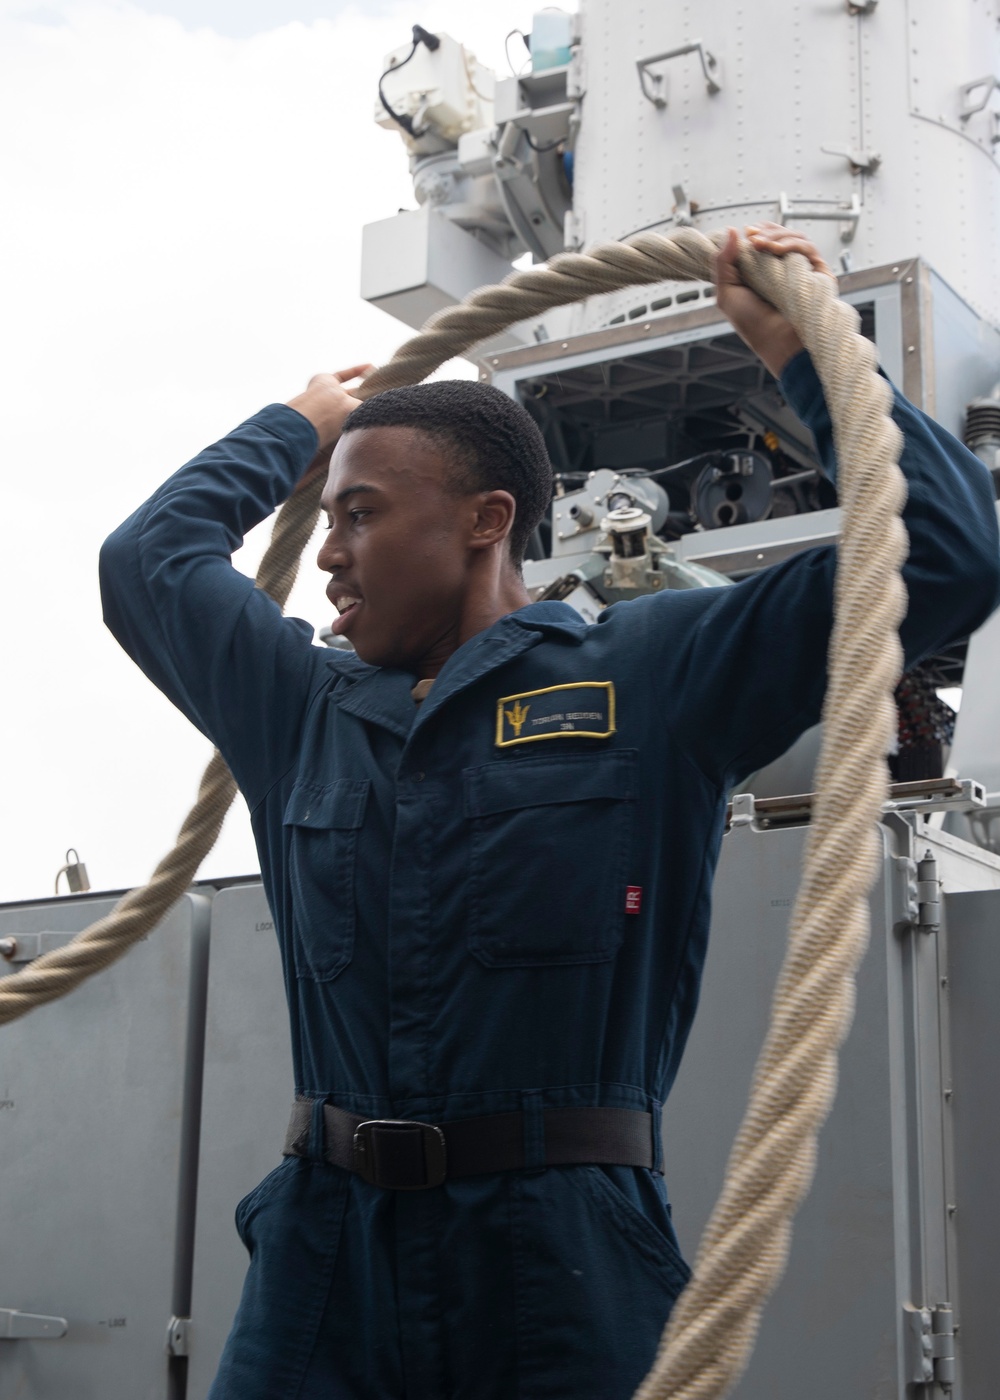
[907,346,916,353]
[491,358,499,365]
[905,276,913,284]
[643,323,651,331]
[0,938,16,959]
[561,341,569,349]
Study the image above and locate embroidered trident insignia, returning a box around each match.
[504,700,530,738]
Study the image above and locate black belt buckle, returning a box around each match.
[353,1118,448,1190]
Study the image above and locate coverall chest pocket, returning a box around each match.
[282,779,370,981]
[463,749,636,967]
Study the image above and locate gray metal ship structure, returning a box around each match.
[4,3,1000,1396]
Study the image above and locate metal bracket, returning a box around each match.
[890,853,919,936]
[0,932,73,965]
[166,1315,190,1357]
[0,1308,68,1340]
[820,142,881,175]
[567,48,586,100]
[968,790,1000,853]
[637,41,722,109]
[847,0,878,13]
[778,191,861,243]
[959,75,999,121]
[563,209,585,251]
[729,793,756,829]
[671,181,694,226]
[726,777,985,836]
[886,776,985,816]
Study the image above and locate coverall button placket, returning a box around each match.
[385,624,549,1112]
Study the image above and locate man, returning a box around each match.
[101,226,1000,1399]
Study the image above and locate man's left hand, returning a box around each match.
[714,223,835,379]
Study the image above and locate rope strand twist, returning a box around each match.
[0,227,908,1400]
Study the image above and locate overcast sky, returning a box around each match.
[0,0,547,902]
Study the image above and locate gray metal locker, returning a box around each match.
[664,804,1000,1399]
[0,891,211,1400]
[185,884,294,1399]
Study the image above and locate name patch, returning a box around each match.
[495,681,616,747]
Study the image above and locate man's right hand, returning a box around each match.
[288,365,373,447]
[287,364,374,492]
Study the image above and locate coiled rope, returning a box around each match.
[0,226,907,1400]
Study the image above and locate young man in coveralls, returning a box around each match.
[101,227,1000,1399]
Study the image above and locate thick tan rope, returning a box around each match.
[0,226,907,1400]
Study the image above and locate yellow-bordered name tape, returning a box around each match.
[495,681,616,747]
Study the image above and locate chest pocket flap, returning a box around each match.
[463,750,637,968]
[282,779,370,982]
[464,749,636,819]
[283,779,370,830]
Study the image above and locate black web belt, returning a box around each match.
[283,1099,655,1191]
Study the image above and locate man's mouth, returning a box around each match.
[329,592,362,636]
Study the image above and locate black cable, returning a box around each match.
[378,25,439,139]
[524,131,565,154]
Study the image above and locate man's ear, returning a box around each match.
[468,490,517,552]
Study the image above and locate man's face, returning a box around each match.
[317,425,481,671]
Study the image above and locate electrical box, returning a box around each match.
[360,205,526,346]
[374,32,493,149]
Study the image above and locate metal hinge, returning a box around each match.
[904,1304,955,1387]
[166,1315,190,1357]
[916,850,942,933]
[891,849,941,936]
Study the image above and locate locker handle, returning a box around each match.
[0,1308,68,1340]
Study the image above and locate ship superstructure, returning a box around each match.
[4,5,1000,1397]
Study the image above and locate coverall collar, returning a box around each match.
[331,601,588,738]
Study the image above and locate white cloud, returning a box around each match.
[0,0,549,900]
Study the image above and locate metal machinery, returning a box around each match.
[4,3,1000,1398]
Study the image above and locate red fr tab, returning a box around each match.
[625,886,643,915]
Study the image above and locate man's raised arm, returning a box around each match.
[99,367,366,809]
[632,225,1000,789]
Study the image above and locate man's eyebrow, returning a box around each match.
[321,483,382,511]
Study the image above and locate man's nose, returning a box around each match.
[317,532,350,572]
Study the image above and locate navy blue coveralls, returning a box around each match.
[101,353,1000,1400]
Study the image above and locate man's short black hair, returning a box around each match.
[342,380,553,571]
